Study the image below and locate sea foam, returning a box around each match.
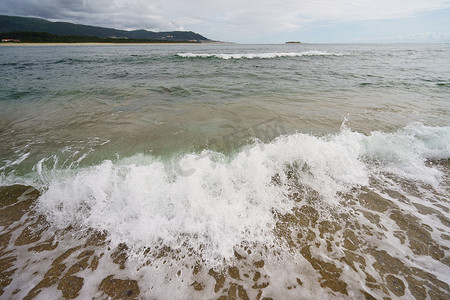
[33,122,450,264]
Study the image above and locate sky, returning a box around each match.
[1,0,450,43]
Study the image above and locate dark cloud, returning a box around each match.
[0,0,180,31]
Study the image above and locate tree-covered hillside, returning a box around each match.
[0,15,210,42]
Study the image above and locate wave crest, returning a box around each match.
[176,51,344,59]
[32,123,449,263]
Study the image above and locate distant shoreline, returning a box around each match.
[0,42,224,46]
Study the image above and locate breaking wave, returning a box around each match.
[176,51,345,60]
[30,122,450,263]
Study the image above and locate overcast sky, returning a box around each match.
[1,0,449,43]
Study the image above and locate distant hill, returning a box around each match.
[0,15,210,42]
[0,32,203,44]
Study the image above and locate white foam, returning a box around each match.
[362,122,449,186]
[32,122,449,265]
[176,51,344,59]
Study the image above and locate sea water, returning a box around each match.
[0,43,449,299]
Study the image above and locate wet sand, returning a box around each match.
[1,175,449,299]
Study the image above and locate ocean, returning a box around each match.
[0,43,449,299]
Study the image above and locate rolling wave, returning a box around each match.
[29,122,449,262]
[176,51,345,59]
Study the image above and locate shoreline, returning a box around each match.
[0,42,208,46]
[0,41,230,46]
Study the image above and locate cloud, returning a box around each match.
[0,0,182,31]
[1,0,450,41]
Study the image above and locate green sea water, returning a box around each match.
[1,44,449,175]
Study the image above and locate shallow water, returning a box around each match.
[0,43,449,299]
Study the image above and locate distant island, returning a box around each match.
[0,15,212,43]
[285,41,302,44]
